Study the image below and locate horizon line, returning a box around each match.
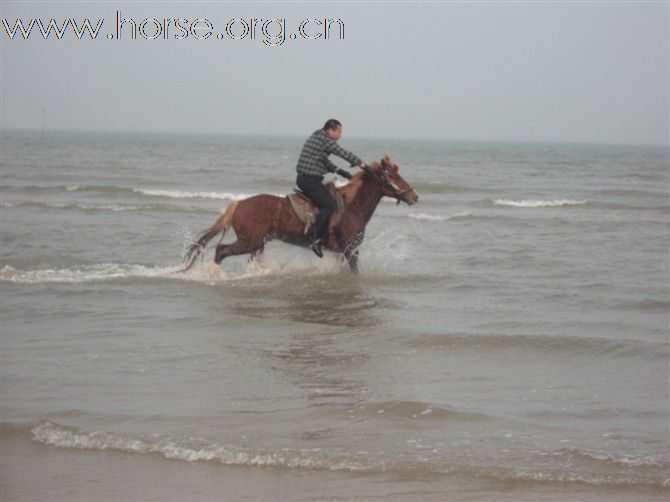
[1,126,668,148]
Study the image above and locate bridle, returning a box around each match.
[366,163,412,202]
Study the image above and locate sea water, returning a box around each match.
[1,129,668,499]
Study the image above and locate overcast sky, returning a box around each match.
[1,1,668,144]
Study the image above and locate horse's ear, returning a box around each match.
[382,154,390,164]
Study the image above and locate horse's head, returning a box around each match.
[364,155,419,205]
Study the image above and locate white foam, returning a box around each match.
[1,201,143,211]
[33,422,148,452]
[0,253,345,285]
[0,264,179,284]
[591,453,666,467]
[568,449,668,468]
[31,421,375,471]
[494,199,587,208]
[57,202,143,212]
[28,422,670,487]
[2,228,409,286]
[407,212,471,221]
[134,189,281,201]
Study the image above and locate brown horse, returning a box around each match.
[182,156,419,273]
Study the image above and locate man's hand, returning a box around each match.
[336,168,353,180]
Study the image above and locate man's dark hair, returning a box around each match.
[323,119,342,131]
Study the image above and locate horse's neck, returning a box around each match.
[348,177,382,224]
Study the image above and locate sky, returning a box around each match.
[1,1,668,145]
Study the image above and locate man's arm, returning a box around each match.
[336,168,353,180]
[323,135,363,167]
[324,158,353,179]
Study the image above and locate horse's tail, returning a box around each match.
[182,201,238,271]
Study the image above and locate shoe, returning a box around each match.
[310,239,323,258]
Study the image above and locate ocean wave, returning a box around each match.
[133,188,276,201]
[1,184,72,194]
[493,199,588,208]
[66,184,131,194]
[0,264,180,284]
[402,332,669,360]
[594,201,670,213]
[476,467,669,489]
[553,448,669,469]
[28,421,398,472]
[0,200,209,214]
[1,184,281,202]
[0,257,347,285]
[343,400,490,422]
[598,188,669,199]
[406,212,471,221]
[621,299,670,313]
[523,408,668,424]
[27,421,670,489]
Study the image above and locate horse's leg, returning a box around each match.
[344,247,360,274]
[214,195,279,265]
[215,239,258,264]
[249,244,265,263]
[342,229,364,274]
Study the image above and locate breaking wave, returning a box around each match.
[29,421,380,471]
[22,421,669,489]
[1,183,279,201]
[0,201,208,214]
[553,448,669,468]
[133,188,279,201]
[341,400,490,422]
[406,212,471,221]
[493,199,588,208]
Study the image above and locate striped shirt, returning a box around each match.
[296,129,362,177]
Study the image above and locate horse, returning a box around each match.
[182,155,419,274]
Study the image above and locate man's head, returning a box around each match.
[323,119,342,140]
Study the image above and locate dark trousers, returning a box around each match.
[296,174,336,241]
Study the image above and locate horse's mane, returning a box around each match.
[337,164,380,206]
[337,171,364,205]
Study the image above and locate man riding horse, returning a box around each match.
[296,119,367,257]
[182,129,418,274]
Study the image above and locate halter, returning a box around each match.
[378,163,412,200]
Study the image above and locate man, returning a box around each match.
[296,119,366,257]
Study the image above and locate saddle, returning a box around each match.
[287,181,345,235]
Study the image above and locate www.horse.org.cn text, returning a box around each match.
[2,11,346,47]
